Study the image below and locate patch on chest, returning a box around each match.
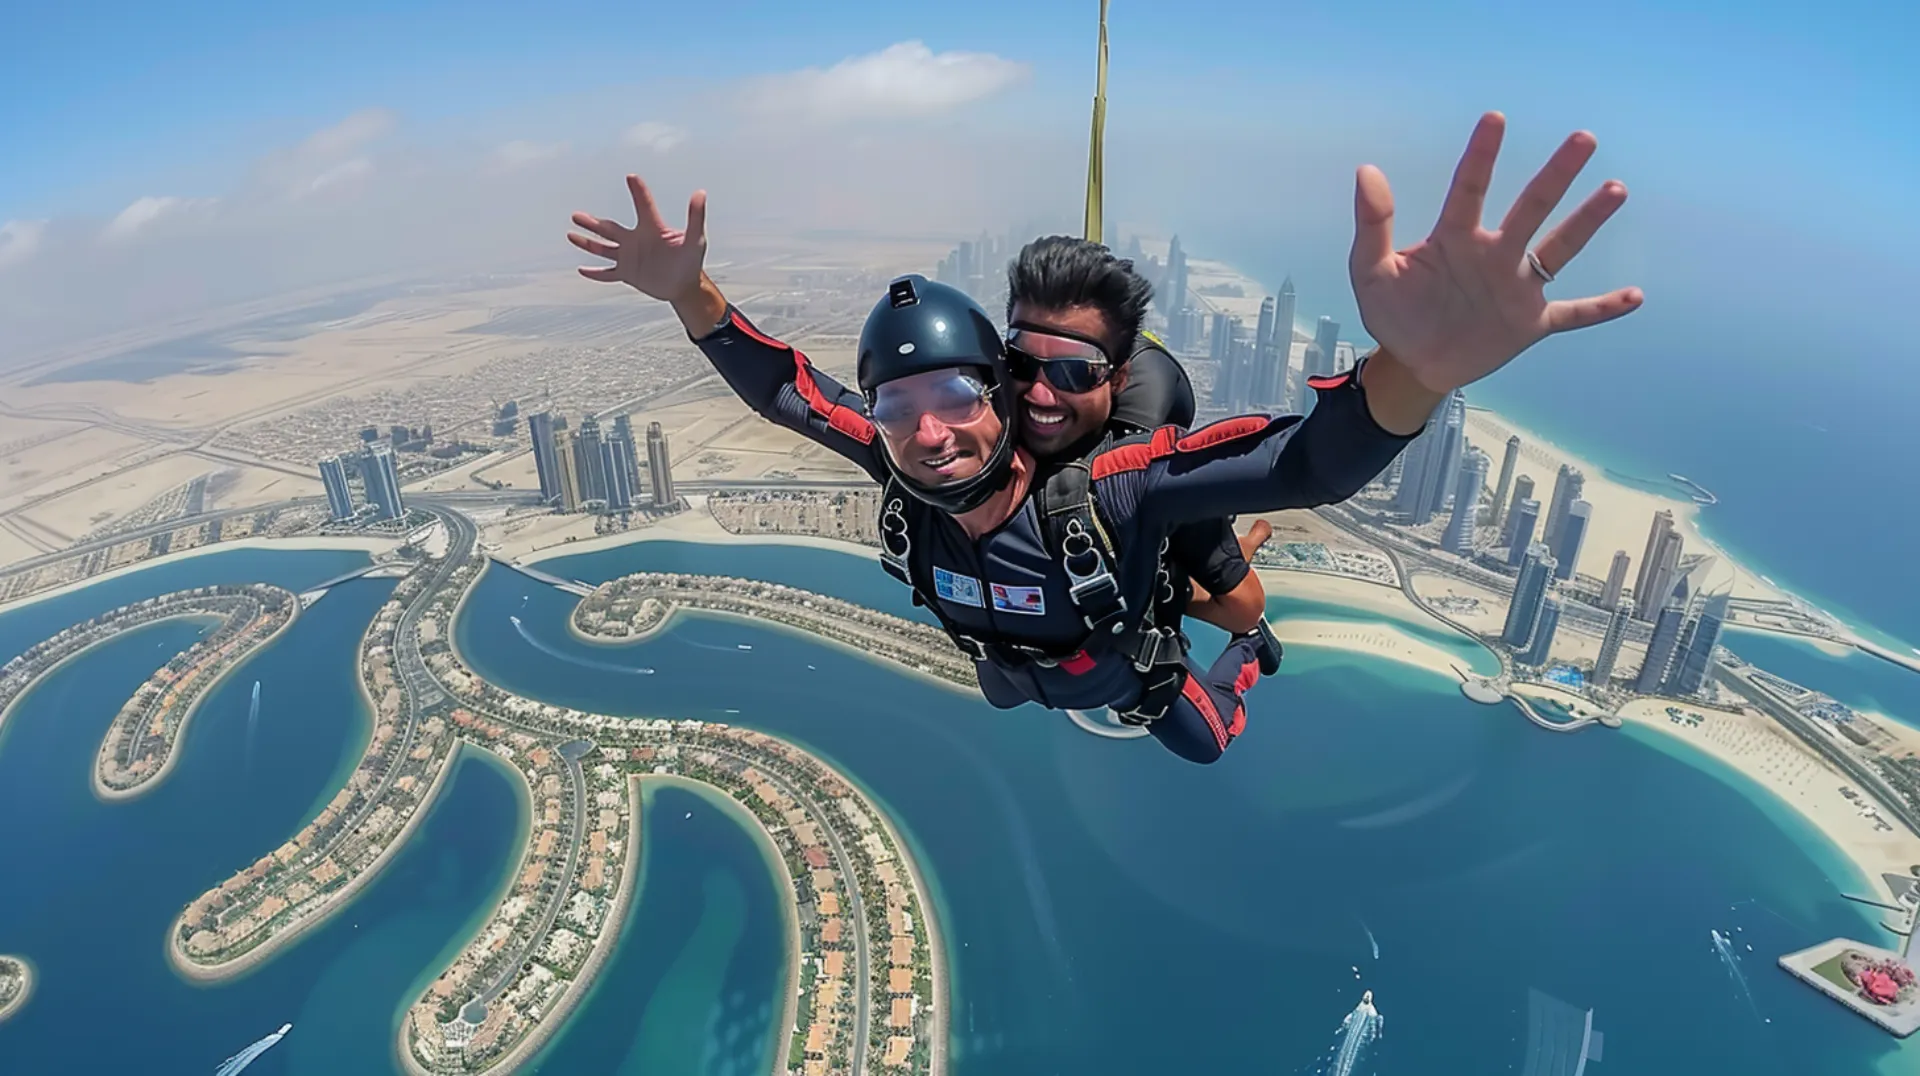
[931,566,984,608]
[990,583,1046,615]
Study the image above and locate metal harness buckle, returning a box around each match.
[878,496,912,585]
[1130,627,1167,673]
[1060,519,1127,634]
[1115,669,1184,726]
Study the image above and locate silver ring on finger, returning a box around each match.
[1525,249,1556,284]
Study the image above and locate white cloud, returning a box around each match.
[623,122,686,154]
[739,41,1027,122]
[102,196,217,242]
[299,108,396,161]
[492,139,569,169]
[0,219,47,270]
[252,109,396,201]
[300,158,374,198]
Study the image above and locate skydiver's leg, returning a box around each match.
[1145,636,1264,765]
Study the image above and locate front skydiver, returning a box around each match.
[569,112,1644,763]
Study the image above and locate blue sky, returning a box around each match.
[4,0,1912,227]
[2,0,1913,379]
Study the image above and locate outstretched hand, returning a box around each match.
[569,175,709,303]
[1350,112,1643,396]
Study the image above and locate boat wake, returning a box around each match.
[243,681,262,776]
[510,616,654,675]
[213,1023,292,1074]
[677,636,754,655]
[1711,927,1768,1024]
[1314,990,1383,1076]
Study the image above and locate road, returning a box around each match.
[0,482,849,587]
[336,508,471,843]
[700,742,872,1076]
[472,738,592,1010]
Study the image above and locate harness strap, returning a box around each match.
[1114,665,1188,726]
[1039,462,1128,636]
[878,463,1193,677]
[879,479,987,662]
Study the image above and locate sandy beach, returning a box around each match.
[1616,698,1920,894]
[507,495,878,567]
[1460,406,1783,605]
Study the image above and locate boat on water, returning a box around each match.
[212,1023,292,1075]
[1667,472,1719,505]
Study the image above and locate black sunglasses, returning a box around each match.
[1004,328,1115,394]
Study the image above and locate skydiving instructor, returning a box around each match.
[568,112,1644,763]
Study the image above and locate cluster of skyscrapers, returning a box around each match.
[1378,399,1728,699]
[933,231,1352,417]
[527,411,676,514]
[317,441,405,524]
[1137,238,1349,415]
[932,228,1038,309]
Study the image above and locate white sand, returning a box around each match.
[513,497,879,567]
[1271,616,1470,681]
[1617,698,1920,892]
[1461,407,1783,605]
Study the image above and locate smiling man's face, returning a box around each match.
[870,367,1006,488]
[1007,302,1129,459]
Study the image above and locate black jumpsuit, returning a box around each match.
[695,307,1417,763]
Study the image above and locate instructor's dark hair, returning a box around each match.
[1006,236,1154,363]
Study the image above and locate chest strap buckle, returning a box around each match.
[949,633,987,661]
[1115,668,1186,726]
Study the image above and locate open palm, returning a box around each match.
[568,175,709,302]
[1350,113,1643,396]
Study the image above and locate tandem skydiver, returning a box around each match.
[568,112,1644,763]
[999,232,1279,645]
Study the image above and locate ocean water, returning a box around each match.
[525,783,789,1076]
[0,554,521,1074]
[467,541,1918,1075]
[1235,248,1920,656]
[4,537,1917,1073]
[1470,359,1919,656]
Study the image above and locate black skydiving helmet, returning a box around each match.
[856,275,1018,514]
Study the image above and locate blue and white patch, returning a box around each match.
[991,583,1046,615]
[932,566,983,608]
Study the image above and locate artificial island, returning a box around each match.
[0,954,31,1025]
[2,229,1919,1057]
[0,508,948,1075]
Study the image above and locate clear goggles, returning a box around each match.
[869,369,998,439]
[1004,327,1115,394]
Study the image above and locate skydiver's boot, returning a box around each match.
[1242,616,1283,676]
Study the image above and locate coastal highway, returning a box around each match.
[471,738,592,1012]
[702,742,873,1076]
[336,508,472,844]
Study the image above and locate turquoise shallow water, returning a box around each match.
[0,540,1914,1074]
[525,782,788,1076]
